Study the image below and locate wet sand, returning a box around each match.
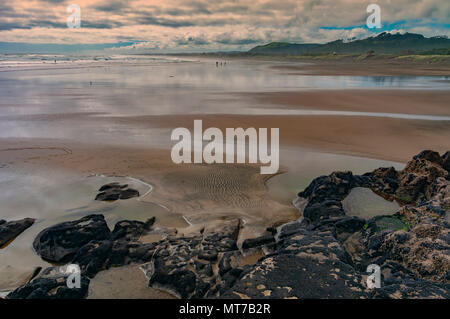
[1,57,449,297]
[268,57,450,76]
[77,112,449,163]
[242,90,450,117]
[88,265,176,299]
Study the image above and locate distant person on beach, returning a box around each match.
[216,61,218,67]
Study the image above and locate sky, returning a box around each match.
[0,0,449,53]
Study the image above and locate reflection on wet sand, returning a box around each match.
[0,57,448,297]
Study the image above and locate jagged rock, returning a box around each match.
[106,240,156,267]
[98,182,128,192]
[373,223,450,282]
[202,219,240,251]
[222,254,367,299]
[278,221,304,239]
[71,240,113,278]
[217,267,245,296]
[334,216,366,242]
[33,214,111,263]
[380,261,418,285]
[95,191,121,201]
[198,248,218,261]
[119,188,140,199]
[111,218,155,241]
[0,218,35,247]
[396,152,448,204]
[95,183,139,201]
[303,200,346,223]
[222,227,367,298]
[242,235,275,250]
[141,219,241,298]
[298,171,371,205]
[218,251,243,276]
[370,280,450,299]
[364,167,399,194]
[413,150,443,165]
[442,151,450,172]
[6,265,90,299]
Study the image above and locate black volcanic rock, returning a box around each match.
[442,151,450,172]
[6,265,90,299]
[333,216,366,242]
[413,150,443,165]
[98,182,128,192]
[140,219,241,298]
[396,150,449,204]
[222,228,366,299]
[0,218,35,248]
[370,280,450,299]
[33,214,111,263]
[111,217,155,241]
[303,200,346,223]
[95,182,139,201]
[119,188,140,199]
[242,235,275,250]
[95,191,121,201]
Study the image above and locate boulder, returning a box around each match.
[95,182,139,201]
[98,182,128,192]
[0,218,35,247]
[33,214,111,263]
[111,217,155,241]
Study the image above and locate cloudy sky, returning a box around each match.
[0,0,449,52]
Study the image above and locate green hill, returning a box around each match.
[248,32,450,55]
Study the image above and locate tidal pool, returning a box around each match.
[342,187,400,219]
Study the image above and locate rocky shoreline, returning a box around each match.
[4,150,450,299]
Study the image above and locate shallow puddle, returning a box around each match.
[342,187,400,219]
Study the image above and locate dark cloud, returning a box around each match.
[135,16,196,28]
[29,20,67,28]
[82,20,124,29]
[93,0,129,13]
[0,19,66,30]
[40,0,68,3]
[0,22,30,31]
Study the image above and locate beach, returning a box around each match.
[0,55,449,297]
